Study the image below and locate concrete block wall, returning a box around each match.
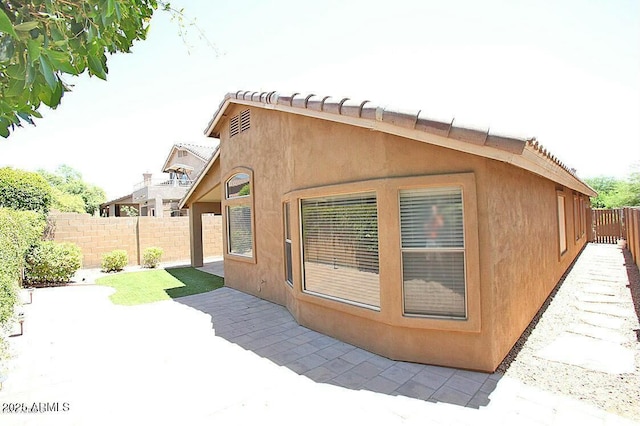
[49,213,222,268]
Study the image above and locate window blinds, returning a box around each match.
[399,187,466,318]
[301,193,380,309]
[227,205,253,256]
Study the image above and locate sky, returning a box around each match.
[0,0,638,200]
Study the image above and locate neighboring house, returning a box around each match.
[181,90,596,372]
[101,143,217,217]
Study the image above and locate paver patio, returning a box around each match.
[0,244,638,425]
[176,287,498,407]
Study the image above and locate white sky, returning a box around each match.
[0,0,638,200]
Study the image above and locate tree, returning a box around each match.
[0,0,161,137]
[585,176,618,208]
[585,165,640,208]
[0,166,52,213]
[49,186,85,213]
[38,165,106,214]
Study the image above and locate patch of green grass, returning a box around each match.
[96,267,224,306]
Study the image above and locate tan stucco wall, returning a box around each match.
[483,162,589,365]
[209,105,588,371]
[51,212,223,267]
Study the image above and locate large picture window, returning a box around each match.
[225,171,254,259]
[400,187,466,318]
[301,192,380,309]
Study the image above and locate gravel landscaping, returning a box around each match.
[497,244,640,421]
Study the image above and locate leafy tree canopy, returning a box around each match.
[38,164,106,214]
[585,164,640,208]
[0,0,163,137]
[0,166,52,213]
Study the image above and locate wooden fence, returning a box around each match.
[623,207,640,270]
[591,208,623,244]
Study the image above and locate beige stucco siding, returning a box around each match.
[214,105,587,371]
[484,161,588,365]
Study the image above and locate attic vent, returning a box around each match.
[240,109,251,132]
[230,109,251,138]
[230,115,240,137]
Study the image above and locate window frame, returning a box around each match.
[299,190,381,311]
[283,201,293,287]
[399,185,468,320]
[573,194,580,242]
[557,191,567,257]
[580,196,586,238]
[284,172,480,332]
[223,168,256,263]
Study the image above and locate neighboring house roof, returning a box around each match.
[161,143,217,173]
[198,90,596,198]
[100,193,134,208]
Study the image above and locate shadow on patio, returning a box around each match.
[177,261,501,409]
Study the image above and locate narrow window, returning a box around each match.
[225,171,253,259]
[573,195,580,241]
[557,194,567,255]
[284,202,293,286]
[301,192,379,309]
[400,187,466,319]
[580,197,586,237]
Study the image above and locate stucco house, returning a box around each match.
[181,90,596,372]
[101,143,216,217]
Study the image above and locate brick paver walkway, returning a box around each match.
[177,288,499,408]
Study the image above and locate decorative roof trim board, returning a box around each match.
[202,91,595,197]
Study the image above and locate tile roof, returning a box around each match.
[174,143,217,161]
[202,90,595,197]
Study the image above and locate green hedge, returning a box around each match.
[0,208,45,327]
[0,167,52,214]
[25,241,82,284]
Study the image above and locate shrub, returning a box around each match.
[24,241,82,284]
[0,167,52,214]
[142,247,163,268]
[101,250,128,272]
[0,208,45,332]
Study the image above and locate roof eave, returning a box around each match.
[204,96,234,138]
[179,146,221,209]
[160,145,178,173]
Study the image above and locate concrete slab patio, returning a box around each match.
[0,245,638,425]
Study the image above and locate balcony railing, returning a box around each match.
[133,178,194,191]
